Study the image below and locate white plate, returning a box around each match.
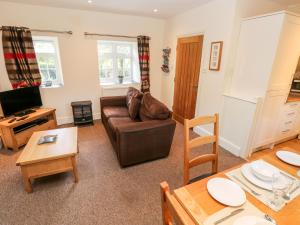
[251,160,280,181]
[207,178,246,207]
[241,163,287,191]
[276,150,300,167]
[233,216,274,225]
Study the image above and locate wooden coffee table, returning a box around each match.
[16,127,79,193]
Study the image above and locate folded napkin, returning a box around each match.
[203,201,264,225]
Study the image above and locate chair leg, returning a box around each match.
[183,163,189,185]
[212,158,218,174]
[160,182,173,225]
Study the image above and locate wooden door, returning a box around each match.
[173,35,203,123]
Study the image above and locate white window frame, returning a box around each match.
[97,40,140,86]
[33,36,64,88]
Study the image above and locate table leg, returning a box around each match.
[21,168,33,193]
[71,156,79,183]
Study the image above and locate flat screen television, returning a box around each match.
[0,86,42,117]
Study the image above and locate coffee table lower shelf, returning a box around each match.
[19,155,79,193]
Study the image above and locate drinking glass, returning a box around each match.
[285,179,295,199]
[271,174,287,208]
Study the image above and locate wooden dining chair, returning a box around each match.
[160,181,196,225]
[184,113,219,185]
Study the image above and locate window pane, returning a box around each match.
[49,69,57,80]
[117,57,132,78]
[33,37,64,87]
[97,40,139,84]
[34,41,55,54]
[117,45,130,55]
[99,44,112,54]
[40,70,49,80]
[99,58,113,79]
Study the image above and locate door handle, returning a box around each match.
[192,85,198,88]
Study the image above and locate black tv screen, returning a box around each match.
[0,87,42,117]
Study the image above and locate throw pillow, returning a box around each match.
[139,93,171,121]
[126,87,142,107]
[128,93,142,120]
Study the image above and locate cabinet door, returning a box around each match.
[253,91,287,149]
[230,13,284,99]
[268,14,300,90]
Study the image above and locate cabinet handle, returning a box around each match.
[282,129,290,133]
[285,121,293,125]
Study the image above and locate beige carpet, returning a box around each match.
[0,121,245,225]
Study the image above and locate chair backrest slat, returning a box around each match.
[186,115,216,128]
[189,154,217,168]
[188,135,216,149]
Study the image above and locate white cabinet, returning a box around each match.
[227,11,300,156]
[252,90,287,149]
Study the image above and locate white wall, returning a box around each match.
[162,0,287,157]
[0,1,165,124]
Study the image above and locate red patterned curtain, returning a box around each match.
[137,36,150,93]
[2,26,41,89]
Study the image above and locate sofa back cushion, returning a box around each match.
[139,93,171,121]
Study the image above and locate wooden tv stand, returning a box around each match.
[0,108,57,151]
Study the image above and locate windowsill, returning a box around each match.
[40,83,64,89]
[101,82,140,90]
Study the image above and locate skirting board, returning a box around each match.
[57,112,101,125]
[193,126,241,157]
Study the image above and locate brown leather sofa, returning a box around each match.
[100,95,176,167]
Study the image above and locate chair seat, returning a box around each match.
[188,172,217,184]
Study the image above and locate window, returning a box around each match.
[97,40,140,85]
[33,36,64,88]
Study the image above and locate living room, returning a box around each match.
[0,0,300,225]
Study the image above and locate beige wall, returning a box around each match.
[0,1,165,124]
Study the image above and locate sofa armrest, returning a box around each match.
[115,119,176,167]
[100,96,127,108]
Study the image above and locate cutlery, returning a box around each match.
[214,208,244,225]
[233,175,261,196]
[280,171,296,181]
[290,184,300,195]
[282,193,290,201]
[264,214,278,225]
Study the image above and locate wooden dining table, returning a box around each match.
[173,144,300,225]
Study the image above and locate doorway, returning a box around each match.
[172,35,203,124]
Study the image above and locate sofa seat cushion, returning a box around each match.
[102,106,129,119]
[108,117,137,140]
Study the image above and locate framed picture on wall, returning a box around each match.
[209,41,223,71]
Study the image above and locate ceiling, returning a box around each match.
[0,0,212,18]
[1,0,300,18]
